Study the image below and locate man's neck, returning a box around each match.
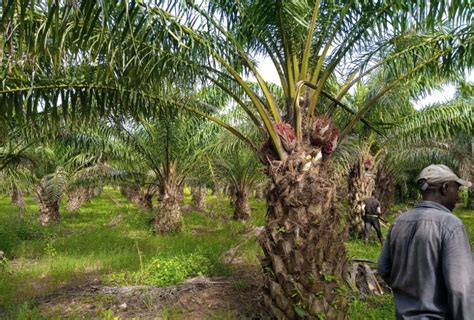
[421,196,452,212]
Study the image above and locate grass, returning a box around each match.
[0,188,472,319]
[0,187,263,318]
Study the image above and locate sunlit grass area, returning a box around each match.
[0,188,263,314]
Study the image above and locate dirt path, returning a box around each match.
[35,265,269,319]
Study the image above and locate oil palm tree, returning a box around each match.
[187,162,213,211]
[2,1,472,317]
[34,142,123,225]
[102,110,218,233]
[213,147,265,221]
[382,103,474,207]
[344,76,473,236]
[0,121,125,225]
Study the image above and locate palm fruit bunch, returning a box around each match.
[363,156,374,171]
[310,116,339,155]
[275,122,296,152]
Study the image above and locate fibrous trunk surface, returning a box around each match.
[120,185,142,204]
[254,182,267,200]
[374,162,394,216]
[348,155,375,236]
[260,148,350,319]
[120,185,153,210]
[67,188,87,211]
[233,189,251,221]
[141,194,153,210]
[11,185,26,211]
[192,186,207,211]
[155,169,181,234]
[468,174,474,210]
[38,186,60,226]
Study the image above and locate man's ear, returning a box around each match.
[440,183,449,195]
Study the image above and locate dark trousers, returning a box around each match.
[364,215,383,244]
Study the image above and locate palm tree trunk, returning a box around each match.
[38,185,60,226]
[374,162,395,216]
[348,155,376,236]
[176,186,184,204]
[260,152,350,319]
[93,186,102,197]
[233,189,251,220]
[254,182,266,200]
[67,188,86,211]
[10,185,26,211]
[155,167,181,233]
[228,185,237,207]
[211,182,221,196]
[192,186,207,211]
[120,184,142,204]
[83,187,93,202]
[140,193,153,210]
[467,186,474,209]
[467,163,474,209]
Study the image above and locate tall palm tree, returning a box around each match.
[2,1,472,317]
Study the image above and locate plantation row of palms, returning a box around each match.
[1,1,472,318]
[0,112,266,229]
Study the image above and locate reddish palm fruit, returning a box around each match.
[275,122,296,152]
[363,156,374,170]
[323,127,339,154]
[275,122,296,143]
[310,116,331,146]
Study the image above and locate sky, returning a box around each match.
[251,56,474,110]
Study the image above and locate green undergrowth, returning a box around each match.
[454,206,474,246]
[0,187,266,318]
[348,294,395,320]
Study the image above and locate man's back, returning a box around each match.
[363,197,380,215]
[377,201,473,319]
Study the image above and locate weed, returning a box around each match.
[107,252,212,287]
[205,309,237,320]
[44,235,58,259]
[348,295,395,319]
[99,309,120,320]
[9,302,47,320]
[161,305,183,320]
[0,256,12,274]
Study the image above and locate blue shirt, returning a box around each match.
[377,201,473,319]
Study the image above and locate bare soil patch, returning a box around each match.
[35,265,268,319]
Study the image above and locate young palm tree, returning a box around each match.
[2,1,471,317]
[0,131,36,211]
[187,165,212,212]
[34,143,122,225]
[214,149,265,221]
[103,110,217,233]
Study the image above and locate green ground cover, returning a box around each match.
[0,188,472,319]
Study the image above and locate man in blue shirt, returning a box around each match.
[377,164,473,319]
